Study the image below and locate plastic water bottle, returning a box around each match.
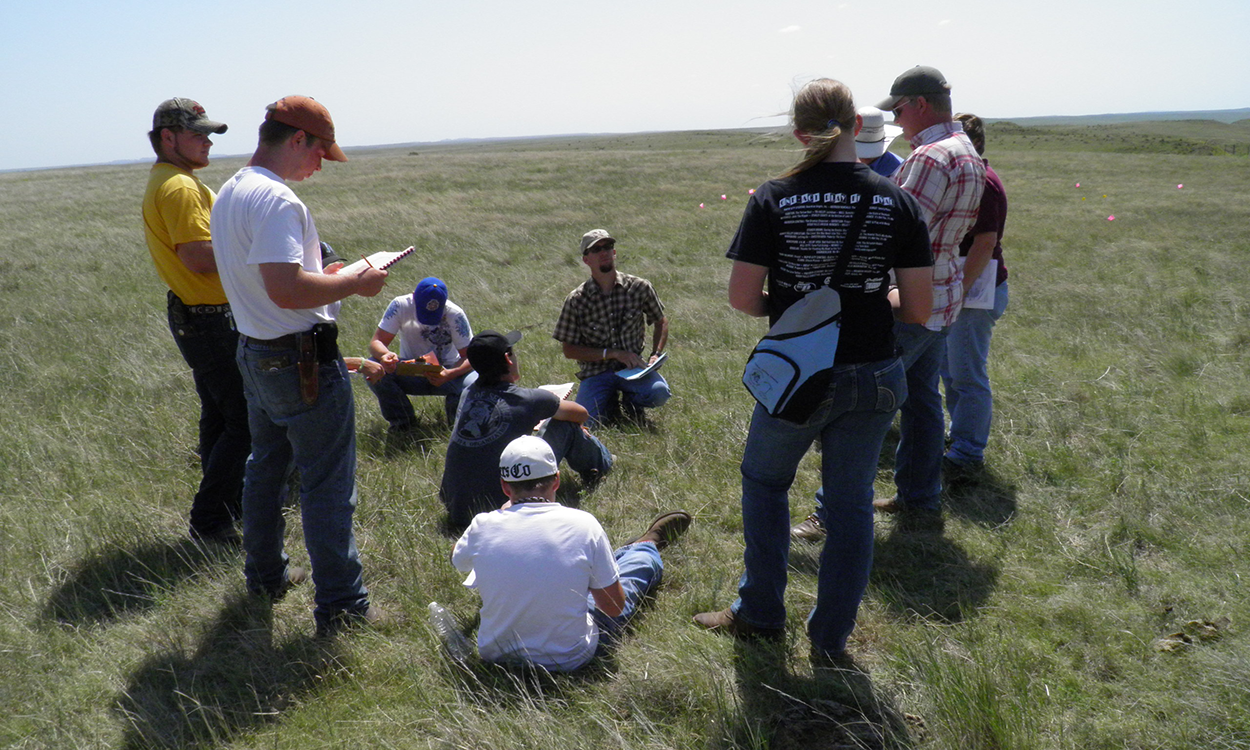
[428,601,473,662]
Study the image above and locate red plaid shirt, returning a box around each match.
[895,122,985,329]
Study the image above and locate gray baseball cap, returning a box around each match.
[876,66,951,111]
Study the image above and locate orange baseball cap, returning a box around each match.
[265,95,347,162]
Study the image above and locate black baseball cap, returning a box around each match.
[467,330,522,379]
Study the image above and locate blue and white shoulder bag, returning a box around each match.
[742,191,871,423]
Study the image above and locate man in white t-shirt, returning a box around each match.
[211,95,390,637]
[451,436,691,671]
[367,276,476,429]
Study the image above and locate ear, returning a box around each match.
[499,478,515,498]
[793,128,811,146]
[289,129,308,149]
[160,127,178,150]
[854,113,863,136]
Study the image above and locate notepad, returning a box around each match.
[338,246,415,275]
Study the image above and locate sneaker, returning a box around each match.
[692,608,784,641]
[315,605,394,638]
[790,513,826,542]
[626,510,693,551]
[251,565,308,601]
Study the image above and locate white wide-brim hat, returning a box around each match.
[855,106,904,159]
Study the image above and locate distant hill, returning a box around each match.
[990,108,1250,127]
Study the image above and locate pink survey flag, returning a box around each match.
[1107,215,1116,221]
[1177,184,1184,189]
[699,203,705,208]
[1075,182,1081,188]
[720,194,727,200]
[749,188,756,194]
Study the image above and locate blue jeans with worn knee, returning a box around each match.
[733,357,906,654]
[368,368,477,427]
[575,369,671,424]
[892,321,949,511]
[237,337,370,629]
[941,282,1008,466]
[592,541,663,646]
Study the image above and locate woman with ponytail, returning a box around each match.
[694,79,934,661]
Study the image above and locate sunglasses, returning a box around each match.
[583,241,615,256]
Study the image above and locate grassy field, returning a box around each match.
[1,120,1248,749]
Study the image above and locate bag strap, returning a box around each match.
[827,186,876,289]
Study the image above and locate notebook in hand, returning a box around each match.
[616,352,668,381]
[338,246,415,275]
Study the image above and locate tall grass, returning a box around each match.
[1,124,1248,748]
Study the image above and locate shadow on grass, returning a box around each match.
[870,523,999,624]
[723,640,913,749]
[358,419,448,460]
[40,538,237,626]
[114,592,342,749]
[942,463,1018,529]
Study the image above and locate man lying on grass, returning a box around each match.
[451,435,691,670]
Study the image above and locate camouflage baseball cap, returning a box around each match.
[152,98,227,135]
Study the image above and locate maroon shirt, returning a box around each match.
[958,160,1009,287]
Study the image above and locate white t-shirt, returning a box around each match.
[211,166,333,339]
[451,503,619,671]
[376,295,472,365]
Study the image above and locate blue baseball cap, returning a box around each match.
[413,277,448,325]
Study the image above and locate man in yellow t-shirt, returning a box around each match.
[142,98,249,545]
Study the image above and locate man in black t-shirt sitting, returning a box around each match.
[439,330,614,529]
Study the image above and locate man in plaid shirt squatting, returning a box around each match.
[553,229,671,425]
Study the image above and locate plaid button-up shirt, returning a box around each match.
[895,122,985,330]
[552,273,665,380]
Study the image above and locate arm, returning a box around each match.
[342,356,384,384]
[427,346,473,387]
[368,328,401,373]
[561,342,645,370]
[727,261,770,318]
[960,232,997,293]
[259,261,387,310]
[589,581,626,618]
[894,266,935,325]
[553,399,590,425]
[175,240,217,274]
[649,317,669,364]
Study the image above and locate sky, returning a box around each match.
[2,0,1247,172]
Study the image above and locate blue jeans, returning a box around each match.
[540,419,614,477]
[892,321,949,511]
[167,300,249,537]
[575,369,671,424]
[810,322,947,514]
[237,336,370,629]
[733,357,906,654]
[941,282,1009,466]
[591,541,663,647]
[368,368,477,427]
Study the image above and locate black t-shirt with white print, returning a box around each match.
[727,161,932,364]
